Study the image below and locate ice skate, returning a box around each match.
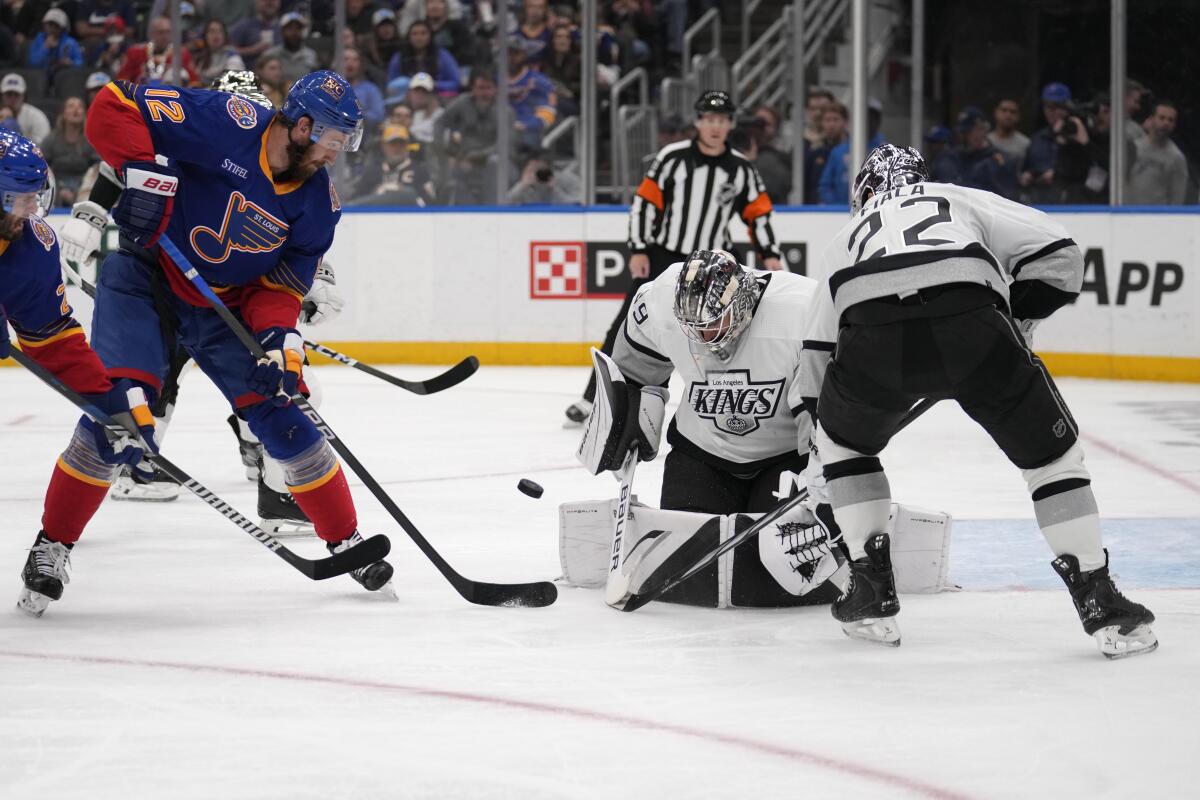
[1052,552,1158,660]
[832,533,901,646]
[16,531,74,618]
[258,475,315,537]
[328,531,397,598]
[563,399,593,428]
[227,413,262,481]
[109,466,180,502]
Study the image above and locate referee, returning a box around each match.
[564,90,784,424]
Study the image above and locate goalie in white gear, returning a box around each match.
[58,70,344,535]
[570,249,950,608]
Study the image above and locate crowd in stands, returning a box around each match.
[0,1,1189,208]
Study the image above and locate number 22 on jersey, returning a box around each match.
[848,187,961,263]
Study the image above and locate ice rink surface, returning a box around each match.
[1,364,1197,799]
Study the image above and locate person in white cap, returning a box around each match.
[28,8,84,69]
[0,74,51,144]
[262,11,318,85]
[84,71,111,107]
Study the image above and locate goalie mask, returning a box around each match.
[674,250,759,363]
[211,69,273,109]
[850,144,929,214]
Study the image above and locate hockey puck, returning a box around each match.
[517,478,544,499]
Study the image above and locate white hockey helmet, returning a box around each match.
[673,249,759,362]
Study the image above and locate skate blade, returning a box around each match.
[1096,624,1158,660]
[562,418,584,429]
[259,518,317,539]
[841,617,901,647]
[15,588,52,618]
[375,581,399,601]
[110,486,180,502]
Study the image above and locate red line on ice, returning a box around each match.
[0,649,970,800]
[1080,432,1200,496]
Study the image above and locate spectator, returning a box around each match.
[507,150,581,204]
[947,105,1018,200]
[387,19,460,97]
[507,39,556,150]
[0,106,19,134]
[344,47,384,128]
[924,125,956,182]
[803,88,834,147]
[1081,94,1134,204]
[367,9,404,76]
[75,0,136,55]
[351,124,437,206]
[436,70,499,204]
[607,0,654,72]
[28,8,83,71]
[425,0,475,70]
[388,101,414,130]
[658,0,688,72]
[987,98,1029,170]
[262,12,317,86]
[751,104,792,203]
[804,100,846,203]
[398,0,468,39]
[1022,82,1090,204]
[193,18,246,85]
[0,73,51,143]
[1127,100,1188,205]
[1124,78,1148,144]
[230,0,281,70]
[818,100,885,205]
[118,16,200,85]
[90,16,128,75]
[254,54,286,107]
[542,23,580,117]
[84,70,110,107]
[147,2,204,41]
[346,0,382,37]
[403,72,444,146]
[517,0,552,66]
[41,96,98,206]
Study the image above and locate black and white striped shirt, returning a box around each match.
[628,139,781,259]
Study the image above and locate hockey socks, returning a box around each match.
[282,441,357,543]
[41,424,119,544]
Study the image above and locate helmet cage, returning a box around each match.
[851,144,929,213]
[674,250,757,361]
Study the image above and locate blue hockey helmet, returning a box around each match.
[280,70,364,152]
[0,129,52,214]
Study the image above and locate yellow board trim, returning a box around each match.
[56,457,112,488]
[5,345,1197,382]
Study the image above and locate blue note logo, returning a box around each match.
[190,191,289,264]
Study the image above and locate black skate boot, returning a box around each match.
[17,531,74,617]
[832,533,901,646]
[563,399,593,428]
[1052,551,1158,659]
[257,474,315,536]
[327,531,396,597]
[227,413,262,481]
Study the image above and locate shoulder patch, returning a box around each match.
[226,94,259,129]
[30,216,55,251]
[329,178,341,212]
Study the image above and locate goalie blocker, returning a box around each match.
[577,349,667,476]
[559,499,952,608]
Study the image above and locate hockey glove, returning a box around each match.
[59,200,108,266]
[112,159,177,247]
[81,379,159,476]
[0,305,10,360]
[299,262,345,326]
[247,327,304,406]
[577,350,668,475]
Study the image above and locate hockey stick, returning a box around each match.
[613,397,939,612]
[7,348,389,581]
[158,235,557,608]
[62,257,478,396]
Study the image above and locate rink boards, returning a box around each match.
[38,206,1200,382]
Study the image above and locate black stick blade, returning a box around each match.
[464,580,558,607]
[409,356,480,395]
[296,534,392,581]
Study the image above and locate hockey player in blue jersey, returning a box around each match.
[29,70,394,614]
[0,130,160,616]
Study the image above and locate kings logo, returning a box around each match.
[688,370,783,436]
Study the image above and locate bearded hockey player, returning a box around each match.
[0,130,159,616]
[25,69,393,615]
[566,249,951,608]
[802,144,1155,657]
[58,70,343,536]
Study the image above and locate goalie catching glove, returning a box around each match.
[576,349,666,475]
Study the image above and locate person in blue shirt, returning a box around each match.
[28,9,84,70]
[818,100,886,205]
[387,19,461,97]
[344,47,384,128]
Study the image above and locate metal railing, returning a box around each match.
[732,7,793,109]
[682,8,722,78]
[605,67,651,203]
[542,116,581,162]
[741,0,766,56]
[615,105,657,205]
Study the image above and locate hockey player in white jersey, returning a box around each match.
[801,144,1156,657]
[575,250,847,607]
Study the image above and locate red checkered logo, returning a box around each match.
[530,242,585,299]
